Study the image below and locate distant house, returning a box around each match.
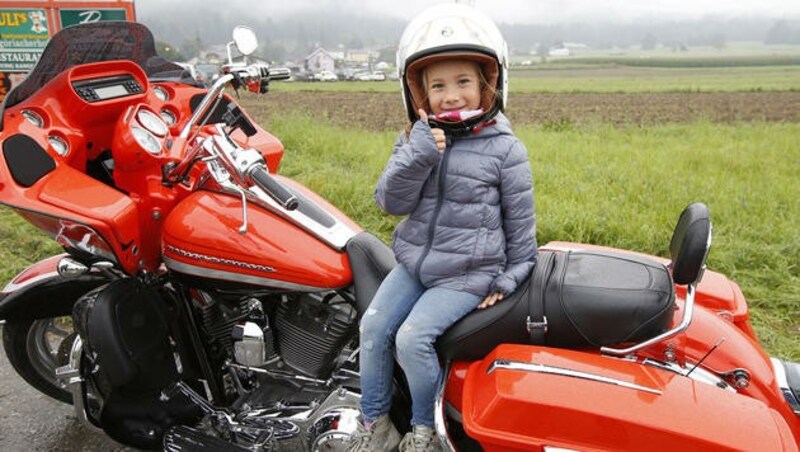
[345,50,370,64]
[305,48,336,73]
[547,42,589,57]
[345,49,380,65]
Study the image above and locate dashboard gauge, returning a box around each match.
[48,135,69,156]
[136,109,168,137]
[160,109,177,126]
[22,110,44,127]
[153,85,169,101]
[131,125,162,155]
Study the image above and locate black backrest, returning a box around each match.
[669,203,711,285]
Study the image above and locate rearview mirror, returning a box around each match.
[232,26,258,56]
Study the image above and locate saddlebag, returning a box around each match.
[73,278,178,391]
[437,250,675,360]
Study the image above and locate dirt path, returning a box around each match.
[243,91,800,131]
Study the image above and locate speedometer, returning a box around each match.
[136,109,168,137]
[131,125,162,155]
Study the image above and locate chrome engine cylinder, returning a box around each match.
[233,322,266,367]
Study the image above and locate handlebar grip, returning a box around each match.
[249,166,299,211]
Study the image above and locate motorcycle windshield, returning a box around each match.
[1,21,187,116]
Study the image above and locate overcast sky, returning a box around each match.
[136,0,800,24]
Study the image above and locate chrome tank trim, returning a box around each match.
[165,245,275,273]
[163,256,338,292]
[487,359,662,395]
[249,183,358,251]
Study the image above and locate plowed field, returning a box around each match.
[242,91,800,131]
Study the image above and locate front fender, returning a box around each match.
[0,254,108,320]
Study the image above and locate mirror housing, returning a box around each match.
[232,26,258,56]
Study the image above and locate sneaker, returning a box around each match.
[398,425,442,452]
[346,414,401,452]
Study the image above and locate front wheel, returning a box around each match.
[3,316,76,404]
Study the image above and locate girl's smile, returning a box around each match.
[423,60,482,115]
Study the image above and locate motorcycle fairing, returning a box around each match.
[460,344,797,451]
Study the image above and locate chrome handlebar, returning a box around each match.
[179,63,291,140]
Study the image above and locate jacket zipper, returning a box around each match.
[415,141,452,281]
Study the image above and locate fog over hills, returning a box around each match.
[136,3,800,61]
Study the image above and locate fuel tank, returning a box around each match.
[461,345,798,451]
[162,189,355,291]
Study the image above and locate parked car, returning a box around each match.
[353,71,386,81]
[314,70,338,82]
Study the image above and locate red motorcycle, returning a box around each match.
[0,22,797,451]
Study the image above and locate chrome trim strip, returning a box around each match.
[771,358,800,414]
[163,256,335,292]
[643,358,735,392]
[435,362,456,452]
[487,359,662,395]
[773,357,791,389]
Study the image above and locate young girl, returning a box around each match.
[348,5,537,452]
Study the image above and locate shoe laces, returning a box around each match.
[346,422,381,452]
[401,427,437,451]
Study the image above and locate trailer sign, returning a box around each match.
[59,9,128,28]
[0,8,50,71]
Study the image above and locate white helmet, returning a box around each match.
[396,4,508,131]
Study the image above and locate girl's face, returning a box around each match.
[423,60,482,115]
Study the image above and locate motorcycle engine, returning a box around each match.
[195,290,358,380]
[174,289,365,451]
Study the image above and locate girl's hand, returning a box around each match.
[478,292,504,309]
[418,108,446,153]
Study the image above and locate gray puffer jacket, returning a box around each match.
[375,113,537,297]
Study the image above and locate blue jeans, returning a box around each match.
[359,264,482,428]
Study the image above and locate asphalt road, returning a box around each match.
[0,325,133,451]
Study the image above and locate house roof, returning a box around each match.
[305,47,336,61]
